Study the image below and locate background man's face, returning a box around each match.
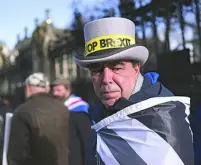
[53,84,70,100]
[89,60,140,108]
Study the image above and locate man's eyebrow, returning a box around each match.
[111,61,125,66]
[88,61,125,69]
[88,63,103,69]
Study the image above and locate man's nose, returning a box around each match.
[102,67,113,84]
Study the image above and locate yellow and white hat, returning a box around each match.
[73,17,149,68]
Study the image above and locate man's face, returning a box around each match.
[89,60,140,108]
[52,84,70,100]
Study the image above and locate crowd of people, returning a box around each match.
[0,16,200,165]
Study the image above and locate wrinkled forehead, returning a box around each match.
[88,60,129,69]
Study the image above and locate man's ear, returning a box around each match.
[25,84,31,98]
[134,63,141,75]
[25,84,29,92]
[66,88,71,97]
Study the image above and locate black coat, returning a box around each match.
[68,111,91,165]
[7,93,69,165]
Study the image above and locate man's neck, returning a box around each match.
[62,94,72,102]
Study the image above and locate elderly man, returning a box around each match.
[7,73,69,165]
[73,17,194,165]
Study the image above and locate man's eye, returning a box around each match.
[91,68,102,72]
[113,67,122,71]
[90,68,103,75]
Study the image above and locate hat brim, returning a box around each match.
[73,45,149,68]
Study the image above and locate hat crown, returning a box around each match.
[84,17,135,42]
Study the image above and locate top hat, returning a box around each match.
[73,17,149,68]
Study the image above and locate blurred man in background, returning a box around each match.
[7,72,69,165]
[0,95,12,136]
[52,78,91,165]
